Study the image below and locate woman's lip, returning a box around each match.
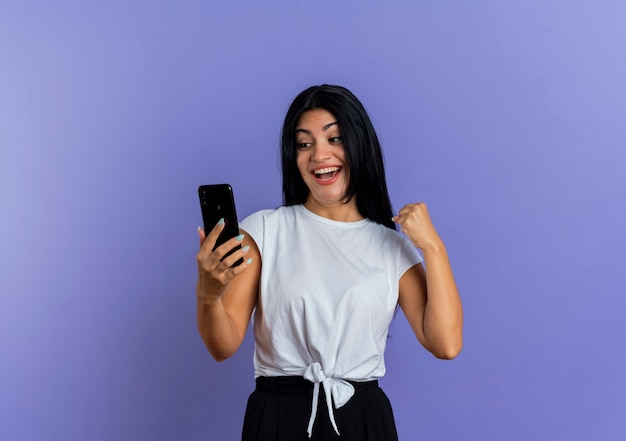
[310,167,342,185]
[311,165,342,173]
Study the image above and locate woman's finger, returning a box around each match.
[198,218,226,255]
[212,233,246,260]
[218,243,251,269]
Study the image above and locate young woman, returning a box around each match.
[196,85,463,440]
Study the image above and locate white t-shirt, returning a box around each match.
[240,204,423,382]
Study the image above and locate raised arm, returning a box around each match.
[394,203,463,359]
[196,222,261,362]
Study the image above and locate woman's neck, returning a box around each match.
[303,197,364,222]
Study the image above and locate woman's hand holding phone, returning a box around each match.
[196,220,252,305]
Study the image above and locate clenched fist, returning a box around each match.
[393,203,443,252]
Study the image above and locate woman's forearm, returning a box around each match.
[421,241,464,359]
[196,293,243,362]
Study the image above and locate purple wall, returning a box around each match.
[2,1,625,440]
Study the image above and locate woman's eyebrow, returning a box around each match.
[295,122,338,134]
[323,122,338,131]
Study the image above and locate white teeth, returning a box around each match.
[313,167,340,175]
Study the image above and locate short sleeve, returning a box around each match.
[239,209,271,254]
[391,230,423,279]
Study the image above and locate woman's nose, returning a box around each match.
[310,143,331,162]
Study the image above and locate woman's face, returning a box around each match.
[295,108,350,208]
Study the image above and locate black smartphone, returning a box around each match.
[198,184,243,266]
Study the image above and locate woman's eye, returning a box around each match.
[329,136,342,144]
[297,142,312,149]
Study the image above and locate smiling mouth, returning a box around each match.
[312,166,342,180]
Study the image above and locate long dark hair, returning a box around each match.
[281,84,396,229]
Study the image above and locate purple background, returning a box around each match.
[2,1,625,440]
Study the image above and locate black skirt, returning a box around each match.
[242,376,399,441]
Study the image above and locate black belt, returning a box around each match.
[255,375,379,395]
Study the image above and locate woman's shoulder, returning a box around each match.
[240,206,300,250]
[367,222,416,250]
[241,207,276,221]
[240,205,302,231]
[241,205,297,221]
